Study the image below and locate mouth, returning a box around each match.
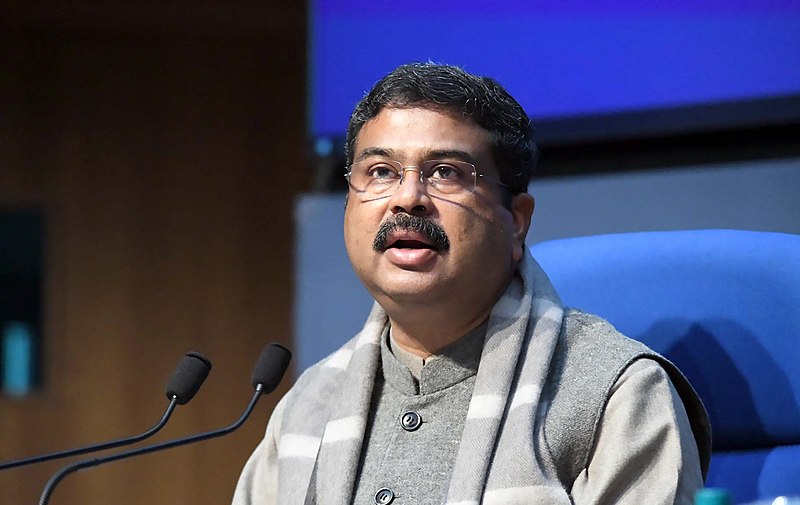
[385,235,436,251]
[372,214,450,253]
[381,233,440,269]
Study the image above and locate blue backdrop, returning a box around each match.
[310,0,800,138]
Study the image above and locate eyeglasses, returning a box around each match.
[345,159,511,198]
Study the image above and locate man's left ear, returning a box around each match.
[510,193,535,262]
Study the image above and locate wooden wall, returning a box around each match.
[0,3,308,503]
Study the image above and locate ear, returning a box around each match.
[510,193,535,262]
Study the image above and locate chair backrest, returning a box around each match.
[530,230,800,504]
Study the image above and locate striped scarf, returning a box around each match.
[275,250,571,504]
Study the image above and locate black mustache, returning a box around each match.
[372,214,450,252]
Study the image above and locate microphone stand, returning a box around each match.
[0,397,178,471]
[39,384,264,505]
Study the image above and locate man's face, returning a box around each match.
[344,107,533,312]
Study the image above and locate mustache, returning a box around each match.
[372,214,450,252]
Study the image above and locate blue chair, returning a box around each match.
[530,230,800,504]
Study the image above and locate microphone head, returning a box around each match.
[166,351,212,405]
[252,343,291,394]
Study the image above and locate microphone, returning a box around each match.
[0,351,211,471]
[39,343,291,505]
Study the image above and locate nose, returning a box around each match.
[389,167,432,216]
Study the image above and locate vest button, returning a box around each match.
[374,487,395,504]
[400,411,422,431]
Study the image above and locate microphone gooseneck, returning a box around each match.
[0,351,212,471]
[39,343,291,505]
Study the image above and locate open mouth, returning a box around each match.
[372,214,450,253]
[386,238,435,250]
[381,234,441,267]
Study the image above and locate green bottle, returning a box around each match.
[695,488,732,505]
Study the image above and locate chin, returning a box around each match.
[371,277,449,305]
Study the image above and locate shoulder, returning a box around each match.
[551,309,702,406]
[570,357,705,504]
[546,309,658,421]
[558,309,653,358]
[544,309,711,487]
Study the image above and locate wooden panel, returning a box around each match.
[0,4,307,503]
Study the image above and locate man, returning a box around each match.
[233,63,711,505]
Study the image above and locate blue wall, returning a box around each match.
[311,1,800,137]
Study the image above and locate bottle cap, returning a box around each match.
[695,488,732,505]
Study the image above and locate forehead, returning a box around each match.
[353,107,493,164]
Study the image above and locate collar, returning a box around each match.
[381,320,488,395]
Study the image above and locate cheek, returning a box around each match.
[449,210,512,257]
[485,214,517,259]
[343,210,359,254]
[344,207,379,253]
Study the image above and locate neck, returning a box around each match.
[375,266,517,359]
[385,304,494,359]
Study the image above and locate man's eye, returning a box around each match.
[430,164,462,180]
[368,164,399,180]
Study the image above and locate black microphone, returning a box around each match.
[0,351,211,472]
[39,343,291,505]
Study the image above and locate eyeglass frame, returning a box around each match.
[344,159,513,197]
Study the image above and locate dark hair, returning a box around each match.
[345,62,537,193]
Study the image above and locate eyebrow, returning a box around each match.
[354,147,396,162]
[354,147,478,165]
[424,149,477,164]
